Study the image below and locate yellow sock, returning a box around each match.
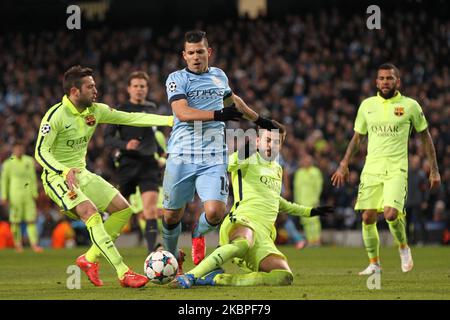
[85,213,129,279]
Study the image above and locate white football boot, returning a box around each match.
[358,263,382,275]
[399,246,414,272]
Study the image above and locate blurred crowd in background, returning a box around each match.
[0,7,449,248]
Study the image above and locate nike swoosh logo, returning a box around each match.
[367,111,375,114]
[65,124,73,129]
[188,78,197,82]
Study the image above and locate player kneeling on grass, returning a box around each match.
[171,121,334,288]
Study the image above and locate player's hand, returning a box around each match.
[1,199,8,207]
[126,139,140,150]
[65,168,80,191]
[310,206,334,216]
[429,171,441,190]
[331,163,349,187]
[213,106,243,121]
[254,116,278,130]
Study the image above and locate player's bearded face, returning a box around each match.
[258,130,283,160]
[183,41,212,74]
[77,76,98,108]
[376,69,400,99]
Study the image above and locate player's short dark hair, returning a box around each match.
[184,30,209,48]
[378,63,400,78]
[127,71,150,86]
[63,65,93,96]
[259,120,287,142]
[13,140,25,147]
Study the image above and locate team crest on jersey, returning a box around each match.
[394,106,404,116]
[85,115,96,126]
[41,123,51,135]
[67,190,78,200]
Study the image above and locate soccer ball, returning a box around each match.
[144,250,178,284]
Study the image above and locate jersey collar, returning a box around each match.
[63,95,91,115]
[185,67,210,75]
[376,90,402,102]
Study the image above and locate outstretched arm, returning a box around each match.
[232,94,278,129]
[331,132,365,187]
[418,129,441,189]
[99,105,174,127]
[279,197,334,217]
[171,98,243,122]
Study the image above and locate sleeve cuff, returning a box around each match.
[168,94,187,105]
[62,168,71,179]
[304,207,312,217]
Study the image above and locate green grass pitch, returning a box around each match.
[0,246,449,300]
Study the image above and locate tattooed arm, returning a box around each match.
[331,132,365,187]
[418,129,441,189]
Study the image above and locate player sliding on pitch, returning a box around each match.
[172,121,334,288]
[35,66,174,288]
[331,63,441,275]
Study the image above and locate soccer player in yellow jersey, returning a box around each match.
[293,154,323,246]
[34,66,174,288]
[1,141,42,253]
[331,63,441,275]
[173,121,333,288]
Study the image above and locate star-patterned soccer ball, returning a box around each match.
[144,250,178,284]
[167,81,177,92]
[41,123,51,135]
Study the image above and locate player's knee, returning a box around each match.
[163,209,183,225]
[163,215,181,226]
[75,202,98,221]
[231,238,251,256]
[384,210,398,221]
[362,211,377,224]
[204,209,225,224]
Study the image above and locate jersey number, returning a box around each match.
[57,182,70,195]
[220,176,229,194]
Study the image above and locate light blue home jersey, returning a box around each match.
[165,67,232,160]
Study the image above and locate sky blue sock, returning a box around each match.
[284,217,305,243]
[192,212,220,238]
[162,219,181,259]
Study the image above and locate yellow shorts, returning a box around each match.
[355,172,408,213]
[219,211,286,272]
[43,169,119,220]
[9,198,37,223]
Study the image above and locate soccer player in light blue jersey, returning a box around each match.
[162,30,276,271]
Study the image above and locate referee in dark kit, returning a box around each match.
[105,71,165,253]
